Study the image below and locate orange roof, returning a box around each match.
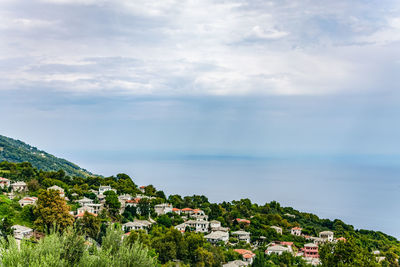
[236,218,251,224]
[75,212,97,218]
[126,198,141,203]
[243,253,254,259]
[234,249,255,256]
[0,177,8,181]
[172,208,180,211]
[280,241,293,246]
[292,227,302,230]
[181,208,193,211]
[337,237,347,242]
[192,209,202,212]
[140,186,146,189]
[124,232,131,236]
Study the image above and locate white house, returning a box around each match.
[210,220,221,229]
[270,226,282,235]
[154,203,173,215]
[0,177,10,188]
[47,185,65,198]
[204,231,229,244]
[222,260,248,267]
[185,220,210,233]
[85,203,102,215]
[319,231,334,242]
[232,231,251,243]
[175,223,187,232]
[18,197,38,207]
[123,220,153,232]
[12,225,33,239]
[291,227,302,236]
[265,245,292,255]
[77,197,93,206]
[11,181,27,192]
[98,186,116,195]
[77,205,95,215]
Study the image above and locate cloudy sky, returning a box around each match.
[1,0,400,168]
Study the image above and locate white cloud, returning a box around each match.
[0,0,399,96]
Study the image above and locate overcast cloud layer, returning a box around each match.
[1,0,400,96]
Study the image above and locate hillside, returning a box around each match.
[0,134,93,177]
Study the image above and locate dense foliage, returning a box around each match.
[0,134,92,177]
[0,160,399,266]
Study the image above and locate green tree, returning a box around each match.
[34,189,74,232]
[76,211,101,239]
[104,190,121,219]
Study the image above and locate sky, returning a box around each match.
[1,0,400,234]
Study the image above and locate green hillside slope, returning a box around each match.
[0,134,92,177]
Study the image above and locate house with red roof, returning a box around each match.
[0,177,10,188]
[234,249,256,265]
[235,218,251,224]
[18,196,38,207]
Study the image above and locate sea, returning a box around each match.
[66,152,400,239]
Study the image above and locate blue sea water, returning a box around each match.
[67,152,400,239]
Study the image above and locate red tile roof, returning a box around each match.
[236,218,251,224]
[234,249,255,258]
[292,227,302,230]
[75,212,97,218]
[181,208,193,211]
[172,208,180,211]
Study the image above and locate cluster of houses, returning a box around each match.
[1,179,361,266]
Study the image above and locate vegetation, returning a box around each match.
[0,134,92,177]
[0,225,156,267]
[0,159,399,266]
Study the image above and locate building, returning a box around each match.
[232,230,251,243]
[85,203,102,215]
[210,220,221,228]
[265,245,292,255]
[98,185,116,195]
[77,205,95,215]
[181,208,194,215]
[77,197,94,206]
[174,223,187,232]
[0,177,10,188]
[185,220,209,233]
[291,227,302,236]
[204,231,229,244]
[222,260,248,267]
[234,249,256,265]
[18,196,38,207]
[47,185,65,198]
[154,203,173,215]
[139,186,146,193]
[303,243,319,258]
[270,226,282,234]
[319,231,334,242]
[12,225,33,239]
[11,181,27,192]
[172,208,181,215]
[123,220,153,232]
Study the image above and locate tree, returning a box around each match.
[157,215,172,228]
[319,238,379,267]
[27,179,41,192]
[76,211,101,239]
[33,189,74,232]
[138,198,150,217]
[104,190,121,219]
